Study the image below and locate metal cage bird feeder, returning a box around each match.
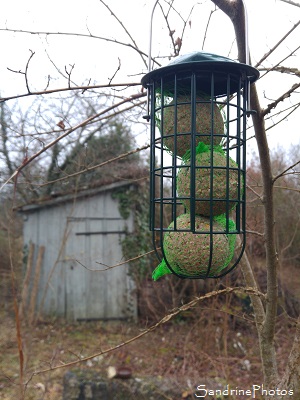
[141,1,259,280]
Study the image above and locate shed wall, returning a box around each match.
[22,187,136,320]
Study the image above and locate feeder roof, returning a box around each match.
[141,51,259,96]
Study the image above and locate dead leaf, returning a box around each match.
[175,37,182,52]
[57,120,65,130]
[182,389,192,398]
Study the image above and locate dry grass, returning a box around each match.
[0,297,296,400]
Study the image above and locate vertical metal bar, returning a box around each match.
[241,0,251,114]
[209,72,215,219]
[149,82,156,231]
[207,71,215,276]
[190,73,196,233]
[172,75,178,230]
[242,78,248,240]
[236,77,242,234]
[160,77,164,246]
[225,73,231,234]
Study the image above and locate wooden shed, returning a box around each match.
[19,181,137,321]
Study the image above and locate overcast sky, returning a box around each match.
[0,0,299,152]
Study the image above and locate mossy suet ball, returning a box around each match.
[177,148,239,216]
[152,213,236,280]
[162,94,224,157]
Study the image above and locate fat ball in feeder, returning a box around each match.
[177,143,240,217]
[152,213,237,280]
[161,94,225,157]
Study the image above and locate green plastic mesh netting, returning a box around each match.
[177,142,240,216]
[152,213,236,280]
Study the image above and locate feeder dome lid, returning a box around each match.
[168,51,237,65]
[141,51,259,96]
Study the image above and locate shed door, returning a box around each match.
[65,217,130,320]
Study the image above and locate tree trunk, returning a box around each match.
[211,0,300,395]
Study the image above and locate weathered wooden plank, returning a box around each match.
[19,242,35,318]
[28,245,45,324]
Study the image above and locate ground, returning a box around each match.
[0,303,295,400]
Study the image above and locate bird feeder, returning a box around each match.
[141,3,259,280]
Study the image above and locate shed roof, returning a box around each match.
[18,180,137,213]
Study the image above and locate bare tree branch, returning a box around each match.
[7,50,35,94]
[265,102,300,132]
[280,216,300,258]
[108,57,121,85]
[259,66,300,77]
[249,61,280,391]
[0,28,160,68]
[158,0,196,57]
[202,5,217,50]
[273,160,300,183]
[211,0,280,387]
[0,82,141,104]
[24,50,35,93]
[279,0,300,8]
[259,43,300,80]
[99,0,148,68]
[246,230,265,237]
[38,142,149,188]
[65,64,75,89]
[254,19,300,67]
[212,0,248,63]
[262,82,300,117]
[74,249,156,272]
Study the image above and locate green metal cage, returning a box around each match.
[142,52,259,279]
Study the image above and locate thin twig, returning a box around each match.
[273,160,300,183]
[65,64,75,88]
[259,66,300,77]
[254,19,300,67]
[246,184,263,200]
[279,0,300,8]
[108,57,121,85]
[6,49,35,94]
[74,249,157,272]
[159,2,177,55]
[202,6,217,50]
[0,82,141,103]
[99,0,148,68]
[25,50,35,93]
[37,142,149,188]
[0,28,158,68]
[246,230,265,237]
[262,82,300,117]
[265,103,300,132]
[259,44,300,80]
